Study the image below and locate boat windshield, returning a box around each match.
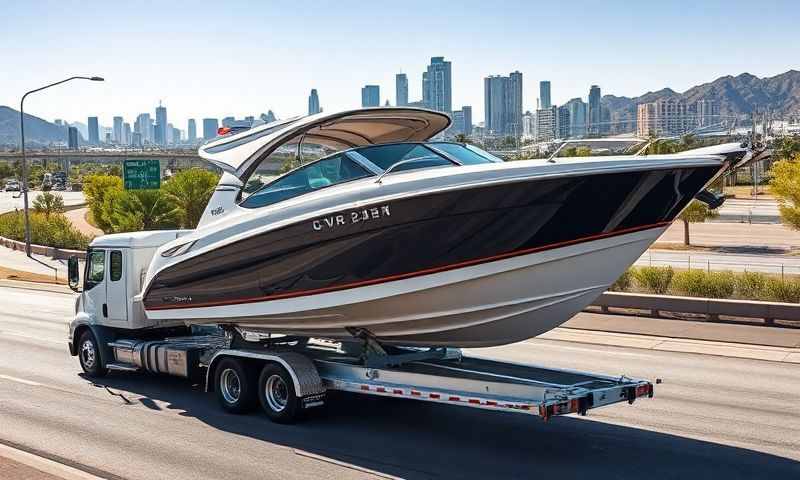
[350,142,501,173]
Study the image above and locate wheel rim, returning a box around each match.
[80,339,96,369]
[265,374,288,412]
[220,368,241,404]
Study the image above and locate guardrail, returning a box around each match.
[590,291,800,327]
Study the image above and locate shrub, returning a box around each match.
[703,271,736,299]
[162,168,220,228]
[32,192,65,216]
[102,189,179,233]
[83,174,123,233]
[0,211,90,250]
[671,269,707,297]
[735,271,768,300]
[610,269,632,292]
[765,278,800,303]
[633,266,674,294]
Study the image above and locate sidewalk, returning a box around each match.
[0,442,106,480]
[63,208,102,237]
[0,246,67,283]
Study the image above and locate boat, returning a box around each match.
[138,107,729,347]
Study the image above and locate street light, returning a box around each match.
[19,76,104,257]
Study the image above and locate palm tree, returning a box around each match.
[103,189,179,233]
[162,168,220,228]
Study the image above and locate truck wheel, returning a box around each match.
[78,330,107,377]
[258,363,301,424]
[215,358,256,414]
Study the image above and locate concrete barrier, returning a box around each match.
[0,235,85,260]
[591,291,800,326]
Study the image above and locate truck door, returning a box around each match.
[83,249,107,321]
[105,250,128,323]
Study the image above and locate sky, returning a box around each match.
[2,0,798,131]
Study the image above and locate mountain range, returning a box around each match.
[601,70,800,121]
[1,70,799,146]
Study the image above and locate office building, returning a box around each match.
[135,114,152,144]
[187,119,197,143]
[132,132,143,148]
[564,98,587,137]
[422,56,452,113]
[172,127,181,145]
[67,126,79,150]
[522,112,534,138]
[155,103,167,146]
[88,117,99,145]
[112,116,123,144]
[588,85,602,135]
[556,105,571,139]
[308,89,321,115]
[361,85,380,107]
[539,81,552,109]
[123,122,132,145]
[483,71,523,136]
[396,73,408,107]
[461,106,472,136]
[536,106,557,142]
[203,118,219,140]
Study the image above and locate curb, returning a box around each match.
[0,235,85,260]
[0,279,73,295]
[0,440,113,480]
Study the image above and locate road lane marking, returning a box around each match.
[294,449,406,479]
[0,374,42,386]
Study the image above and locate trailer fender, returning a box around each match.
[206,350,326,399]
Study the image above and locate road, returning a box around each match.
[636,249,800,275]
[715,198,780,223]
[657,221,800,251]
[0,190,85,214]
[1,285,798,479]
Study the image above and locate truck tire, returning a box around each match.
[214,358,256,414]
[258,363,302,424]
[78,330,108,377]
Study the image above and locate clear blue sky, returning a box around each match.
[2,0,798,130]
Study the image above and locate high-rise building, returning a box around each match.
[202,118,219,140]
[522,112,534,138]
[564,98,587,137]
[461,106,472,136]
[695,99,720,128]
[539,81,552,109]
[166,123,174,144]
[308,89,321,115]
[422,57,452,113]
[123,122,132,145]
[155,103,167,146]
[67,126,79,150]
[451,106,473,136]
[483,72,522,136]
[132,132,143,148]
[395,73,408,107]
[536,106,557,142]
[637,98,692,137]
[112,116,123,144]
[556,105,571,139]
[187,119,197,143]
[263,110,276,123]
[361,85,380,107]
[172,127,181,145]
[588,85,602,136]
[88,117,99,145]
[135,113,152,144]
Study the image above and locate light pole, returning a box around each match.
[19,76,104,257]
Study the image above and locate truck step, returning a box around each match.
[106,362,139,372]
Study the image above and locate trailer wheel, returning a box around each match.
[258,363,301,424]
[78,330,107,377]
[215,358,256,414]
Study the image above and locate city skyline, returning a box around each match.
[2,1,797,128]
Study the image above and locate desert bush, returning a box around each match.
[703,271,736,298]
[633,266,674,294]
[671,269,706,297]
[0,211,90,250]
[32,192,66,216]
[764,278,800,303]
[610,269,632,292]
[735,271,768,300]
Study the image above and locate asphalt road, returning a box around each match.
[0,190,85,214]
[636,249,800,275]
[0,285,798,479]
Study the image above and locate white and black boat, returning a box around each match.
[139,107,729,347]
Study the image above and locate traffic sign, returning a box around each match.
[123,160,161,190]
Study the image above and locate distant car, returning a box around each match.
[53,182,66,191]
[4,180,20,192]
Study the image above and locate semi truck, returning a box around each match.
[66,230,654,424]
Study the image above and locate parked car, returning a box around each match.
[4,179,20,192]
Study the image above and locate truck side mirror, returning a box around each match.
[68,256,81,292]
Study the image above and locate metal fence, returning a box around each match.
[635,252,800,279]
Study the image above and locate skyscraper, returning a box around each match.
[535,106,557,142]
[539,81,552,109]
[484,71,522,136]
[67,126,79,150]
[423,56,452,113]
[361,85,380,107]
[588,85,602,136]
[123,122,132,145]
[564,98,587,137]
[202,118,219,140]
[461,106,472,136]
[451,105,473,136]
[556,105,571,139]
[88,116,99,145]
[395,73,408,107]
[155,103,167,146]
[187,119,197,143]
[308,89,321,115]
[112,116,124,144]
[135,113,152,144]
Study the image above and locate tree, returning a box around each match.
[102,189,180,233]
[774,137,800,161]
[83,175,123,233]
[32,192,65,216]
[678,200,718,245]
[162,168,220,229]
[769,156,800,229]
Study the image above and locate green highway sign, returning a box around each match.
[123,160,161,190]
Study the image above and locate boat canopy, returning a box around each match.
[199,108,451,176]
